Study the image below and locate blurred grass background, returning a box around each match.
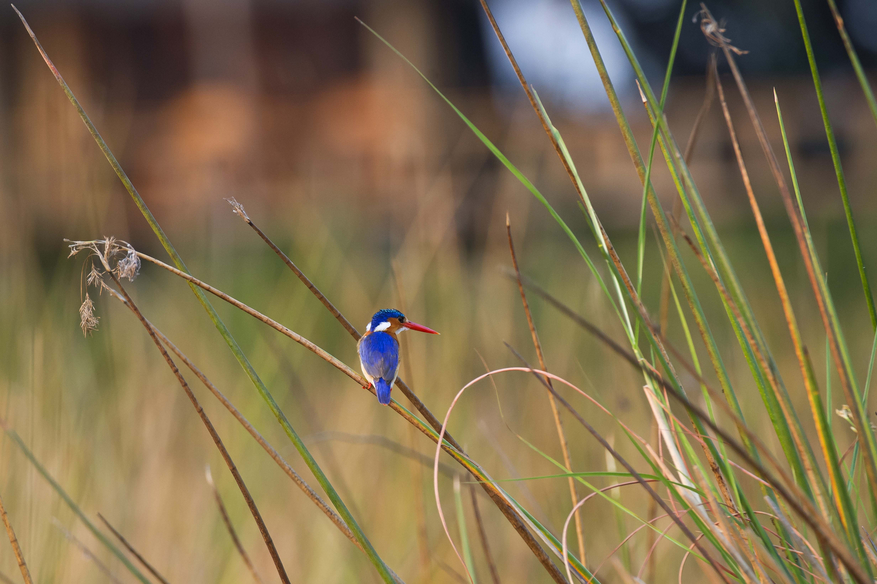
[3,0,877,582]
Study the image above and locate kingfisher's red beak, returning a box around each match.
[402,321,440,335]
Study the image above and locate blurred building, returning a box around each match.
[2,0,877,248]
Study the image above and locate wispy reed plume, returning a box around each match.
[206,466,265,584]
[97,514,171,584]
[0,491,32,584]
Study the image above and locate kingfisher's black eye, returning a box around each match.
[399,316,406,323]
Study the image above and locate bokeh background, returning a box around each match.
[2,0,877,582]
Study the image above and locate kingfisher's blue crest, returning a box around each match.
[368,309,405,332]
[358,308,439,405]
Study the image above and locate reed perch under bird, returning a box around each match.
[357,309,439,405]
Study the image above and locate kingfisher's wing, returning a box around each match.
[358,333,400,382]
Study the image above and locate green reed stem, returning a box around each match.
[11,7,396,582]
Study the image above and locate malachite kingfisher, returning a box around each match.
[357,309,439,405]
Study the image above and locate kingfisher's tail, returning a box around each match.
[375,378,392,405]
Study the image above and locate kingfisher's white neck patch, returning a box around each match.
[374,321,391,332]
[366,322,372,332]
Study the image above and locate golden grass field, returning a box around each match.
[4,2,877,583]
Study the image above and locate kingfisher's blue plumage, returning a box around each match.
[357,308,439,405]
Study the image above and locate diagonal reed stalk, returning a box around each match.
[658,53,717,335]
[0,491,32,584]
[97,514,171,584]
[224,201,576,582]
[96,282,375,560]
[226,200,461,453]
[90,241,581,582]
[506,215,586,566]
[96,262,292,584]
[10,8,396,582]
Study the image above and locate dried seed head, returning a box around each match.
[102,236,117,260]
[67,240,95,258]
[695,8,747,55]
[79,293,99,336]
[226,197,250,222]
[116,245,141,281]
[836,405,856,433]
[87,263,103,288]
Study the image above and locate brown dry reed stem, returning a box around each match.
[103,269,292,584]
[0,491,32,584]
[227,199,460,453]
[100,287,365,556]
[478,0,734,513]
[505,214,586,565]
[206,467,265,584]
[133,251,372,388]
[265,339,366,523]
[469,488,501,584]
[97,514,171,584]
[699,3,877,515]
[509,273,872,584]
[713,69,841,527]
[133,242,570,583]
[503,345,731,584]
[114,246,568,582]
